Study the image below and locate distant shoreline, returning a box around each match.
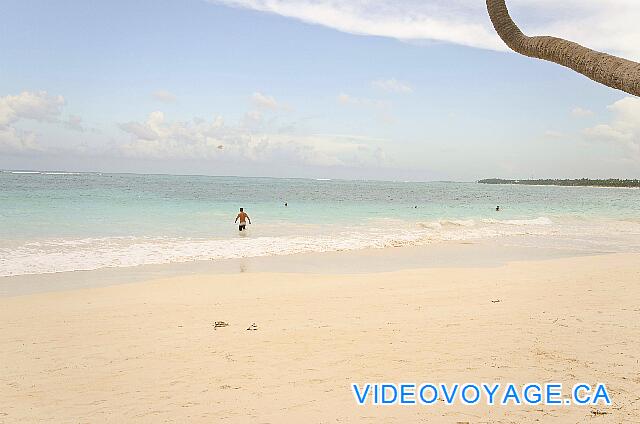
[478,178,640,188]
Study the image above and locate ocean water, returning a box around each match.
[2,170,640,277]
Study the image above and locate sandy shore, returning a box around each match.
[1,253,639,423]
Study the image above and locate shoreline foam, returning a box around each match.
[4,215,640,278]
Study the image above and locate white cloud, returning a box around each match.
[0,91,66,152]
[571,107,594,118]
[372,78,413,94]
[208,0,640,59]
[0,126,41,153]
[119,111,385,167]
[120,112,224,159]
[0,91,65,126]
[120,122,159,141]
[252,92,280,110]
[583,97,640,157]
[210,0,502,51]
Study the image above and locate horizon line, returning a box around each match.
[0,168,475,184]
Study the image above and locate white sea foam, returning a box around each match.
[42,172,81,175]
[481,217,553,226]
[3,216,639,277]
[0,217,564,277]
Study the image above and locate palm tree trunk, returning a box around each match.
[486,0,640,97]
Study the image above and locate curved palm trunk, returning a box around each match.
[486,0,640,97]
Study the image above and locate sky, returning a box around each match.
[1,0,639,181]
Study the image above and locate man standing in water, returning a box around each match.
[235,208,251,231]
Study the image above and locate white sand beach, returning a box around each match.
[4,0,640,422]
[1,252,639,423]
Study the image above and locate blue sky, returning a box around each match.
[1,0,639,180]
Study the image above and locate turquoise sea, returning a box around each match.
[2,170,640,277]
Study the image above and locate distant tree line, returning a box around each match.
[478,178,640,188]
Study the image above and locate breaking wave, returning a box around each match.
[1,217,561,277]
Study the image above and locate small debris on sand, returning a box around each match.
[214,321,229,329]
[246,323,258,331]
